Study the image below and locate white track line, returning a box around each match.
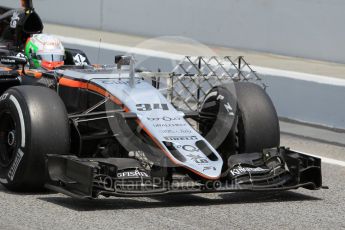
[297,151,345,167]
[56,35,184,61]
[253,66,345,87]
[56,35,345,87]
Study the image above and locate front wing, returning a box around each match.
[45,147,322,199]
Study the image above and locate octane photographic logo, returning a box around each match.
[95,174,243,193]
[104,36,238,169]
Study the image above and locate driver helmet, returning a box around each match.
[25,34,65,70]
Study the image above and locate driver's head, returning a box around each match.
[25,34,65,70]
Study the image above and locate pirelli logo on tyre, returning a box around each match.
[8,149,24,181]
[164,136,198,141]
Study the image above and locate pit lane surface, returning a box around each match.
[0,132,344,230]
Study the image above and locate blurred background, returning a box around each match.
[2,0,345,63]
[1,0,345,134]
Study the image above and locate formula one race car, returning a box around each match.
[0,1,322,198]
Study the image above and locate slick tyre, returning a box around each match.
[234,82,280,153]
[200,82,280,157]
[0,86,70,191]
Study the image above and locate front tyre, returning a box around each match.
[234,82,280,153]
[0,86,70,191]
[200,82,280,157]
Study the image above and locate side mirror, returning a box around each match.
[115,55,131,69]
[115,55,136,88]
[0,56,27,66]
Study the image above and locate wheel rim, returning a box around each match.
[0,111,18,167]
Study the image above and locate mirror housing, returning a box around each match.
[115,55,131,69]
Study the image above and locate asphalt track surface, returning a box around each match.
[0,133,344,230]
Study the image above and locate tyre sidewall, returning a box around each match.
[200,84,237,155]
